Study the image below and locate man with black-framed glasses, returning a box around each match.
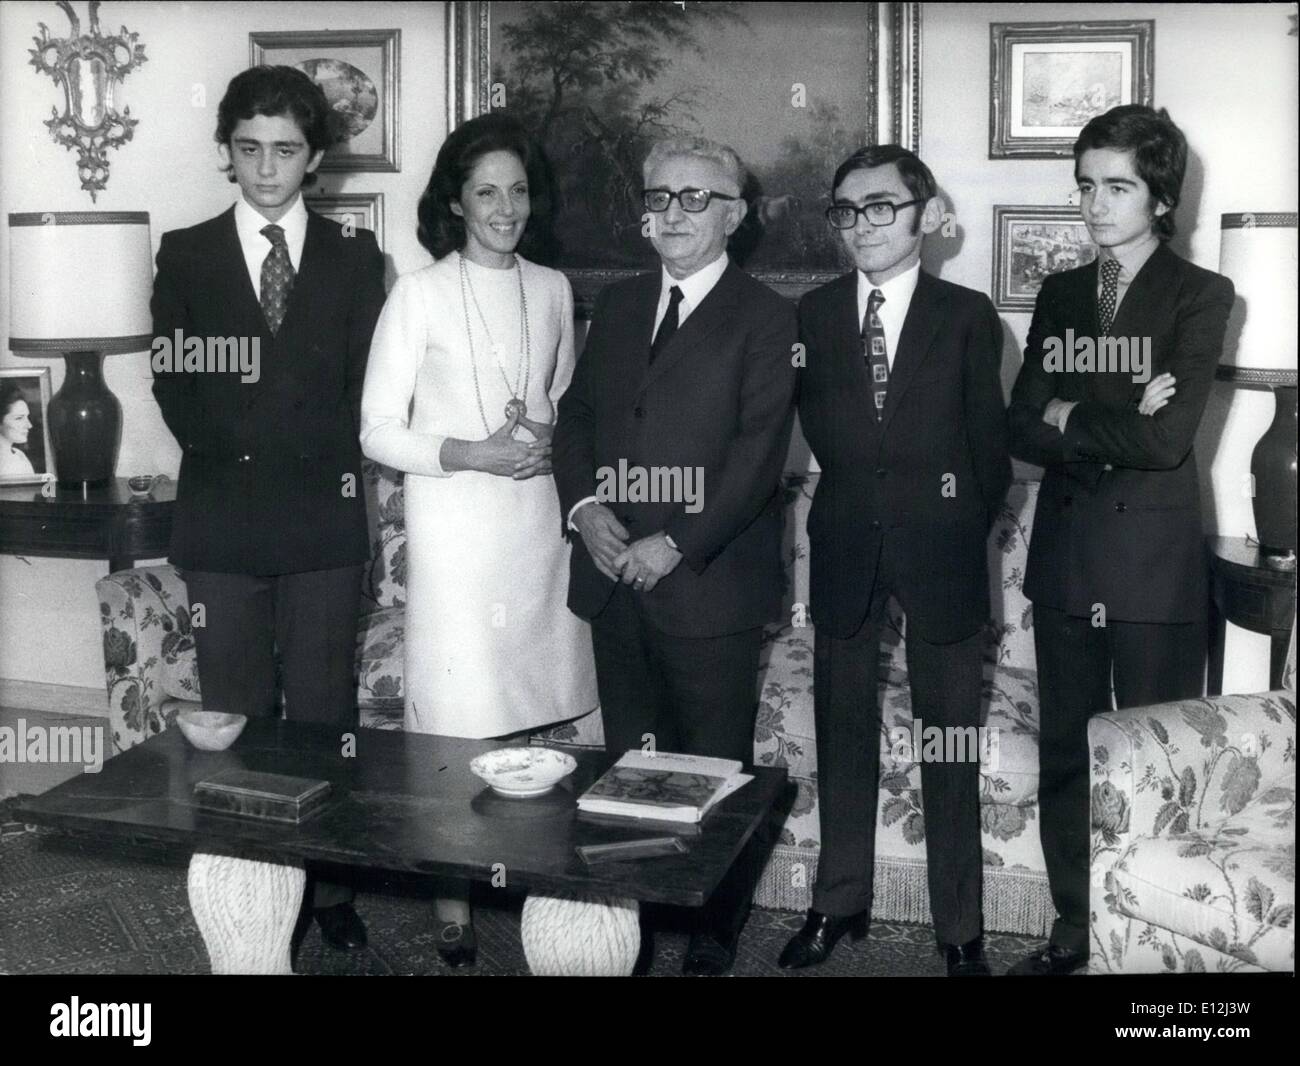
[780,145,1011,974]
[554,135,797,975]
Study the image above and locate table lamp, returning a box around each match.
[1217,212,1299,571]
[7,211,153,487]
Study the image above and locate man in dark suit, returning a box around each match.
[1007,106,1234,976]
[553,136,797,975]
[150,66,386,950]
[779,145,1011,975]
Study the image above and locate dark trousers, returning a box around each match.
[183,565,363,909]
[811,550,985,946]
[590,582,766,938]
[1033,603,1206,952]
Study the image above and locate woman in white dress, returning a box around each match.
[0,385,37,479]
[360,113,598,967]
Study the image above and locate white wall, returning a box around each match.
[921,2,1297,692]
[2,1,1294,696]
[0,0,447,692]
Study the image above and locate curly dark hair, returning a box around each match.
[215,66,336,188]
[1074,105,1187,241]
[417,111,558,263]
[0,381,28,419]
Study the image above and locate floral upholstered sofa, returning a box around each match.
[1088,634,1295,973]
[97,461,1054,935]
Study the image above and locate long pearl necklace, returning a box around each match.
[458,251,531,436]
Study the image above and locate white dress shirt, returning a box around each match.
[567,252,731,531]
[856,260,920,372]
[233,193,308,301]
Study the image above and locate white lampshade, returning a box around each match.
[8,211,153,353]
[1219,212,1298,374]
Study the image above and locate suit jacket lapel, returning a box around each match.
[880,272,944,429]
[275,211,330,349]
[215,207,268,340]
[1108,243,1169,340]
[639,263,743,394]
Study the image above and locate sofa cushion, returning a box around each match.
[361,460,407,612]
[1107,771,1296,971]
[356,605,404,709]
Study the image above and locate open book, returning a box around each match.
[576,750,753,824]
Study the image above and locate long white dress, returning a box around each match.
[360,252,598,738]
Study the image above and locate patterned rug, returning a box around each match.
[0,801,1044,976]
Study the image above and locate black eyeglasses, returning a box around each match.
[642,188,741,213]
[825,198,927,229]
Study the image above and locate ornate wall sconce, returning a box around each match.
[27,1,147,202]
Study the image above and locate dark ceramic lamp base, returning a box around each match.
[1252,384,1298,571]
[49,350,122,487]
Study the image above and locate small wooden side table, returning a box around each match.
[1207,535,1297,694]
[0,477,175,573]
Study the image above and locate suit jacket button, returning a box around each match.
[623,514,634,526]
[871,520,882,530]
[240,454,252,463]
[875,467,886,478]
[1115,501,1127,513]
[634,406,645,419]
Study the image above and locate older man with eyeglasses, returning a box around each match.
[779,145,1012,975]
[554,135,797,975]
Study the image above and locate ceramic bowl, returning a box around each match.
[176,710,247,751]
[469,746,577,798]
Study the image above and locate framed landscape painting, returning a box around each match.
[447,1,920,306]
[250,29,400,172]
[305,191,385,251]
[989,20,1153,158]
[992,205,1098,312]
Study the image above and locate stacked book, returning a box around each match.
[577,750,753,824]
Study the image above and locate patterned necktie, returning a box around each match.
[1098,257,1121,336]
[863,288,888,420]
[649,285,684,365]
[259,223,295,335]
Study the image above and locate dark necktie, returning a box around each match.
[862,288,888,420]
[649,285,684,364]
[260,223,295,335]
[1098,257,1121,335]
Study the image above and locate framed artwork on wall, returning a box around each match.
[446,1,921,307]
[250,29,400,172]
[0,367,54,485]
[989,20,1154,159]
[304,191,385,251]
[992,205,1098,312]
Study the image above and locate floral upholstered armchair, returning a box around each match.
[1089,629,1296,973]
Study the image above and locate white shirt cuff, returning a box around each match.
[566,495,599,531]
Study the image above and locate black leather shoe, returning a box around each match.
[941,936,991,976]
[682,929,737,976]
[777,909,869,969]
[434,918,477,968]
[314,903,367,951]
[1007,943,1088,976]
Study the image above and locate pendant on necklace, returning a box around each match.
[505,397,527,419]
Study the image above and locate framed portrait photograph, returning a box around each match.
[989,20,1153,158]
[250,29,400,172]
[0,368,54,485]
[992,205,1098,312]
[447,1,920,306]
[305,191,385,251]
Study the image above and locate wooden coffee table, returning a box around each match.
[15,719,785,976]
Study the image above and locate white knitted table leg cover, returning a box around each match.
[187,853,306,975]
[521,893,640,976]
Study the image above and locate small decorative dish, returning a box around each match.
[469,746,577,798]
[176,710,247,751]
